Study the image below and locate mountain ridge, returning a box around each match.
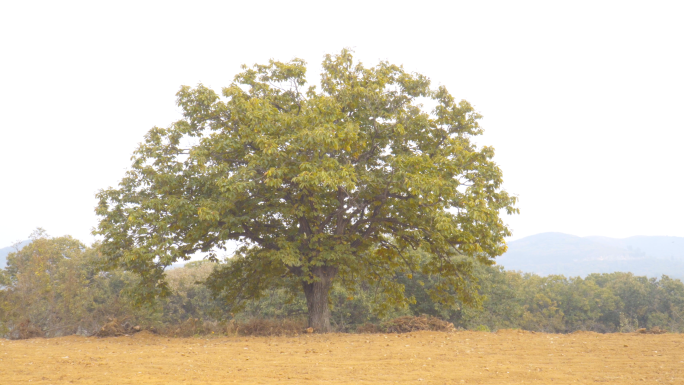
[497,232,684,279]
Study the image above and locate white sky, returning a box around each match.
[1,0,683,248]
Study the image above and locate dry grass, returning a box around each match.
[382,315,456,333]
[237,318,307,337]
[141,318,307,338]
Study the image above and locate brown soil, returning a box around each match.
[1,330,683,384]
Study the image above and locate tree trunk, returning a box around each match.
[302,266,337,333]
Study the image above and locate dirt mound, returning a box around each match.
[383,316,455,333]
[130,330,158,339]
[95,318,143,337]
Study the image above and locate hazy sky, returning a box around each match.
[1,1,683,248]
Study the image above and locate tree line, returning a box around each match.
[2,232,682,339]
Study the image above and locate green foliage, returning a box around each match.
[163,257,684,334]
[450,268,684,333]
[94,49,518,328]
[0,231,156,337]
[475,324,491,332]
[162,261,226,325]
[3,230,684,337]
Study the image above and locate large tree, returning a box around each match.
[95,50,517,332]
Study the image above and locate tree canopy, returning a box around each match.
[95,50,518,331]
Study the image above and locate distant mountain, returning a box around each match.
[0,241,31,268]
[497,233,684,279]
[585,236,684,260]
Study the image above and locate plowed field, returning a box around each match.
[1,330,683,384]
